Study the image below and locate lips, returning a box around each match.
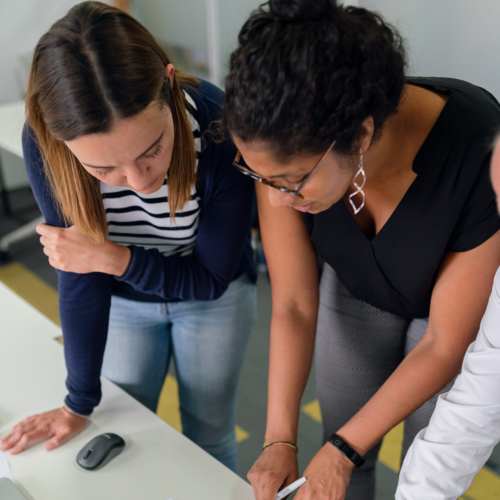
[141,176,159,192]
[293,203,313,212]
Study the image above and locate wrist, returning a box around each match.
[328,433,365,468]
[61,405,90,420]
[329,443,356,472]
[263,440,298,454]
[264,429,297,444]
[103,241,131,276]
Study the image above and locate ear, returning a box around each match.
[359,116,375,154]
[165,64,175,88]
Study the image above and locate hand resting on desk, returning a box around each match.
[0,407,86,454]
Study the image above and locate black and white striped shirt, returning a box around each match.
[101,93,202,257]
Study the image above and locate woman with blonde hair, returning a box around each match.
[0,1,256,472]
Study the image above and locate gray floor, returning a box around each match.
[2,186,499,499]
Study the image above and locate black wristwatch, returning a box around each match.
[328,434,365,468]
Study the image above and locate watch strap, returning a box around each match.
[328,434,365,468]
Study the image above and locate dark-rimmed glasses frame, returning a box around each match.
[232,139,336,199]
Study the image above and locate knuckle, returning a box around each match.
[263,471,278,482]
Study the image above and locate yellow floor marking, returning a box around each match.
[155,375,251,443]
[157,374,183,432]
[378,422,404,473]
[302,399,322,423]
[0,262,60,325]
[464,466,500,500]
[236,425,250,443]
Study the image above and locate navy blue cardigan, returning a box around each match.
[23,80,256,415]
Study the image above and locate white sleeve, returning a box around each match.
[396,267,500,500]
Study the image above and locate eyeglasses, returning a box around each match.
[232,139,336,199]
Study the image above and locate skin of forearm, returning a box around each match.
[337,333,464,456]
[265,306,318,443]
[99,241,131,276]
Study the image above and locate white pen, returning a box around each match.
[275,477,307,500]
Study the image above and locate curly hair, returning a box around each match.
[222,0,407,158]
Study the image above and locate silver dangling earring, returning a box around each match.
[348,149,366,215]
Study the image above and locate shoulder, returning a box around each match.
[182,79,242,195]
[184,78,237,165]
[183,78,225,130]
[409,77,500,137]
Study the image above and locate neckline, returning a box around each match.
[341,78,457,243]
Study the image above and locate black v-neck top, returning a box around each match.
[304,77,500,319]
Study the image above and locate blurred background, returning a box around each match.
[0,1,499,498]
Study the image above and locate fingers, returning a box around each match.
[36,223,52,236]
[261,479,284,500]
[8,427,53,455]
[0,420,38,451]
[46,428,73,451]
[0,430,22,451]
[0,408,86,455]
[249,470,291,500]
[36,224,66,247]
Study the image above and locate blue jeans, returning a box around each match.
[101,274,256,471]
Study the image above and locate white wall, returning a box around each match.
[133,0,261,87]
[0,0,108,189]
[218,0,261,84]
[133,0,208,53]
[360,0,500,100]
[0,0,91,105]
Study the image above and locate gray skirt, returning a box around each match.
[315,264,455,500]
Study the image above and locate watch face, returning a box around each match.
[334,439,341,446]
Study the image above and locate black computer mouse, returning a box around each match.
[76,433,125,471]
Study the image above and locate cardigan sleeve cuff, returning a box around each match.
[115,246,135,280]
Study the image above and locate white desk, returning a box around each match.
[0,101,24,158]
[0,284,254,500]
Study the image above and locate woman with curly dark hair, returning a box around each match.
[223,0,500,498]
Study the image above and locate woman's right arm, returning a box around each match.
[0,126,112,454]
[247,182,319,500]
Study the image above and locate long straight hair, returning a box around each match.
[26,1,198,243]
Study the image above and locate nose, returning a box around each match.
[267,186,297,208]
[125,165,152,191]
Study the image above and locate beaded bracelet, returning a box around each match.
[263,441,298,454]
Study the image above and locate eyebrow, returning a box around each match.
[244,162,308,180]
[82,131,165,169]
[267,171,309,180]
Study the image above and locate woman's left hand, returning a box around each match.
[296,442,354,500]
[36,223,130,275]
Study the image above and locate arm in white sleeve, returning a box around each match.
[396,267,500,500]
